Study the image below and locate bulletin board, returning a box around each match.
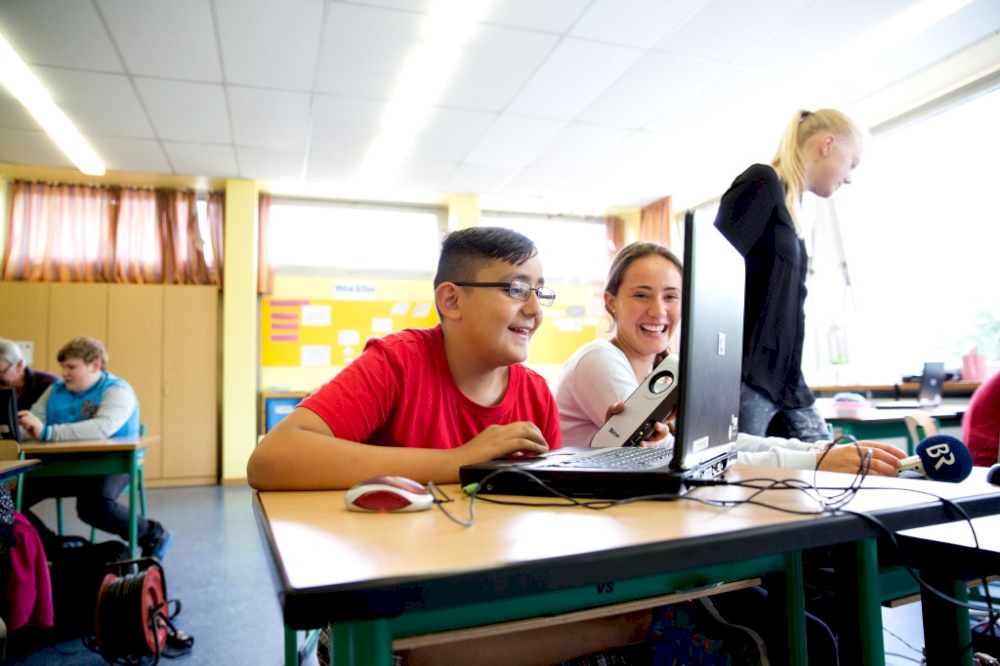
[261,297,439,367]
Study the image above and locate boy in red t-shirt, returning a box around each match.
[248,226,560,490]
[248,228,662,666]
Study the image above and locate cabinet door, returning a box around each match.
[162,286,218,482]
[0,282,50,368]
[47,284,109,373]
[108,285,165,479]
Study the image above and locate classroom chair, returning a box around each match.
[904,413,940,445]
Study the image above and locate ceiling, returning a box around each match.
[1,0,999,214]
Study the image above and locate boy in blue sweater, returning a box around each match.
[18,337,173,559]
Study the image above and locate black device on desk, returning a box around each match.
[0,387,20,443]
[875,362,945,409]
[460,209,745,499]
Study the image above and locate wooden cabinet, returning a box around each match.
[0,282,219,486]
[162,286,218,484]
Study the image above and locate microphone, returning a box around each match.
[987,464,1000,486]
[896,434,973,482]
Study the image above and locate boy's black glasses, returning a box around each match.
[453,281,556,307]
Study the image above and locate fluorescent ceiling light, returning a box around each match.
[354,0,491,185]
[0,29,106,176]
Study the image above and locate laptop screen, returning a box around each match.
[672,209,745,470]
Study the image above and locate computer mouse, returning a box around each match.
[344,476,434,513]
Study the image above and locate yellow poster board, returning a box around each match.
[261,297,439,367]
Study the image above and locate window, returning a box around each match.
[830,86,1000,382]
[268,201,446,276]
[481,213,609,284]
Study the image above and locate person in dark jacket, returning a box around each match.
[0,337,58,412]
[714,109,864,442]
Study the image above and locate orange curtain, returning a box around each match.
[207,191,225,289]
[257,194,274,295]
[639,195,674,248]
[605,216,624,263]
[3,180,222,286]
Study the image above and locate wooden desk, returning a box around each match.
[896,515,1000,665]
[15,435,159,557]
[254,465,1000,666]
[0,458,41,481]
[812,382,982,398]
[816,398,969,452]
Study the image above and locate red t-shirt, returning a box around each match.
[964,370,1000,467]
[300,325,561,451]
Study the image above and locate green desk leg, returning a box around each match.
[921,573,973,666]
[836,538,886,666]
[330,619,392,666]
[128,450,139,558]
[764,551,808,665]
[284,626,321,666]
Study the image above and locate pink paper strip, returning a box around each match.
[270,300,310,307]
[270,334,299,342]
[271,312,298,320]
[272,323,299,330]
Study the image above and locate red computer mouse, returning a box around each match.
[344,476,434,513]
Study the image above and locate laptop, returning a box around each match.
[874,362,945,409]
[459,209,745,499]
[0,387,20,443]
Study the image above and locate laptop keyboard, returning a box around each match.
[549,446,673,470]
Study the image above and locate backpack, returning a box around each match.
[649,598,769,666]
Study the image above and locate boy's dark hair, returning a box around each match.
[434,227,538,288]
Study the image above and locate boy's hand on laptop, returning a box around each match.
[817,440,905,477]
[18,410,43,439]
[462,422,550,462]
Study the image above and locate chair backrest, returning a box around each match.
[904,413,939,445]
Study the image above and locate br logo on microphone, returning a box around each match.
[923,442,956,470]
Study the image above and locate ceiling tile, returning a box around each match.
[162,142,238,178]
[408,107,497,162]
[570,0,706,48]
[133,78,231,143]
[314,2,426,98]
[442,163,518,195]
[736,0,920,75]
[304,150,365,182]
[97,0,221,81]
[493,169,574,196]
[395,158,456,190]
[345,0,433,12]
[578,52,727,129]
[0,127,72,168]
[482,0,591,34]
[464,115,566,169]
[658,0,814,62]
[33,67,154,138]
[0,0,122,71]
[505,38,644,120]
[89,136,172,174]
[0,87,40,130]
[527,123,633,174]
[437,24,560,112]
[308,94,387,155]
[237,146,306,180]
[215,0,324,90]
[643,66,781,134]
[229,87,311,151]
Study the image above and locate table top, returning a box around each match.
[816,398,969,423]
[0,458,41,480]
[255,465,1000,627]
[18,434,161,455]
[812,381,981,394]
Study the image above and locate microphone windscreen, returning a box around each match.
[915,434,973,483]
[987,464,1000,487]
